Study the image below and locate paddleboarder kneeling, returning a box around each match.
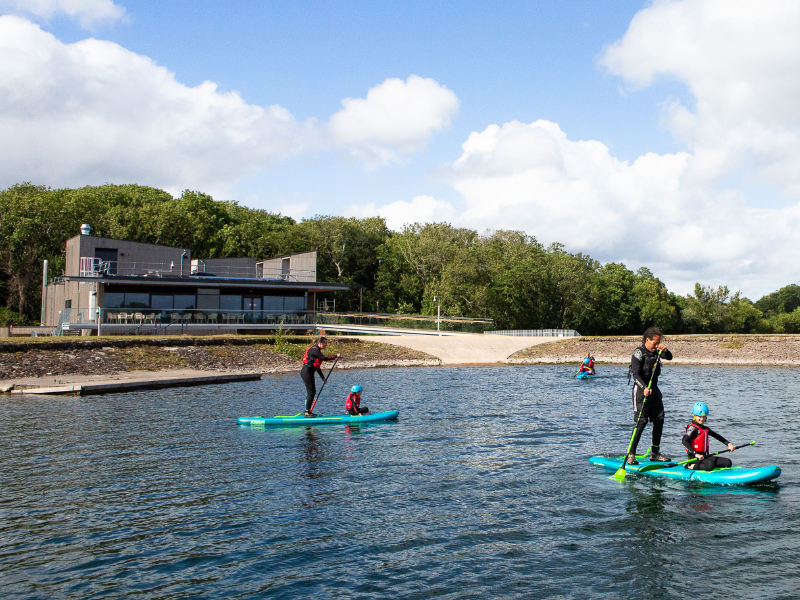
[627,327,673,464]
[683,402,736,470]
[301,337,340,417]
[345,385,369,416]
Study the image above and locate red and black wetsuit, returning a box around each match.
[682,422,732,471]
[345,393,369,416]
[301,345,335,412]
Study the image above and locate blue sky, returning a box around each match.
[1,0,799,298]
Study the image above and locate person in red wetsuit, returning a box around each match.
[579,353,595,375]
[301,337,340,417]
[682,402,736,470]
[345,385,369,416]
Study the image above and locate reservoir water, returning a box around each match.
[1,365,798,599]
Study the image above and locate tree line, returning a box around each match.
[1,182,799,334]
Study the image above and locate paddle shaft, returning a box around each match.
[617,349,662,475]
[639,441,755,472]
[309,357,339,413]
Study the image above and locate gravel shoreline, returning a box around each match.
[0,337,441,389]
[508,334,800,367]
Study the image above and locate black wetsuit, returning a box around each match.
[682,424,733,471]
[629,344,673,456]
[301,345,335,412]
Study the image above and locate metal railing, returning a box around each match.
[100,309,315,326]
[316,312,494,334]
[484,329,581,337]
[78,257,315,281]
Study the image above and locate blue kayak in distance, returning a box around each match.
[576,372,596,380]
[238,410,400,427]
[589,455,781,485]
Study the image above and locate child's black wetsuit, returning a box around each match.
[683,423,732,471]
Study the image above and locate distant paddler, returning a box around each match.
[579,352,596,376]
[627,327,673,464]
[301,336,340,417]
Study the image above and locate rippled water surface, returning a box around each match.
[2,365,799,599]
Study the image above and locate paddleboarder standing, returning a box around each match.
[301,337,340,417]
[627,327,673,464]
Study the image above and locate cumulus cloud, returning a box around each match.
[0,0,125,27]
[328,75,460,165]
[601,0,800,194]
[347,0,800,296]
[343,195,457,230]
[0,15,308,195]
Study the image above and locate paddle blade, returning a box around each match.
[613,467,626,481]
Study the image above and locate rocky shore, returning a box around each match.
[508,334,800,366]
[0,336,440,390]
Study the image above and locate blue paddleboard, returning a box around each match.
[238,410,400,427]
[589,455,780,485]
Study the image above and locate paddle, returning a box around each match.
[614,349,662,481]
[309,356,339,414]
[637,441,755,472]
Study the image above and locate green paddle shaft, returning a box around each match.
[638,441,755,472]
[614,349,662,480]
[309,356,339,413]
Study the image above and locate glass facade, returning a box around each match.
[103,289,306,312]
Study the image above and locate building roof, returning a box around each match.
[62,274,348,292]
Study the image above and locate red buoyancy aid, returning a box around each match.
[302,345,323,369]
[686,422,710,454]
[345,393,360,411]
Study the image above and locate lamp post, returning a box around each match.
[433,296,441,335]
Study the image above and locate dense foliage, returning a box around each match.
[2,183,798,333]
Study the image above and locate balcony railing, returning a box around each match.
[78,257,315,281]
[315,312,495,334]
[101,309,315,326]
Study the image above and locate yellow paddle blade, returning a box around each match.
[613,467,627,481]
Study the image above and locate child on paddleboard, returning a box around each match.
[579,353,595,375]
[345,385,369,416]
[682,402,736,470]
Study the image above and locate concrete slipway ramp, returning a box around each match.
[356,334,562,365]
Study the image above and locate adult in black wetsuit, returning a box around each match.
[301,337,340,417]
[628,326,673,464]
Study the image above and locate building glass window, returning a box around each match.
[197,294,220,310]
[285,296,305,312]
[220,295,242,311]
[124,293,150,309]
[174,295,196,310]
[103,293,125,308]
[151,295,174,310]
[263,296,283,311]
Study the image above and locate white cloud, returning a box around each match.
[328,75,459,166]
[0,0,125,27]
[344,0,800,297]
[0,15,308,195]
[600,0,800,194]
[342,195,457,230]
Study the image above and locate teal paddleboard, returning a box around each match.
[238,410,400,427]
[576,372,596,380]
[589,455,780,485]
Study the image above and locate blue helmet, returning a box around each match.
[692,402,709,417]
[351,385,363,393]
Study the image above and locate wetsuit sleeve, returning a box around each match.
[661,349,673,361]
[631,349,648,387]
[682,426,698,453]
[707,427,730,446]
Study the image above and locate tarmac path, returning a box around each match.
[355,334,563,365]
